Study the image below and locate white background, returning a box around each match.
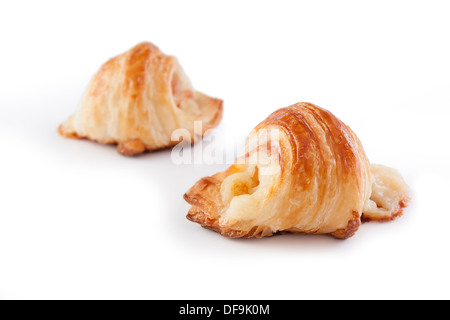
[0,0,449,300]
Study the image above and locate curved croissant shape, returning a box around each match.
[59,42,223,156]
[184,102,410,239]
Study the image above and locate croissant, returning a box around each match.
[184,102,410,239]
[59,42,223,156]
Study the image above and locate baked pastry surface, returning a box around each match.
[59,42,223,155]
[184,102,409,239]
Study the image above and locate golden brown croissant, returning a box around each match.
[59,42,223,156]
[184,102,410,239]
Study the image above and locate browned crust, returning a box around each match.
[361,196,410,223]
[186,206,266,239]
[58,124,82,140]
[329,211,361,239]
[186,205,363,240]
[186,206,224,235]
[257,103,365,190]
[186,195,408,240]
[184,173,260,239]
[58,124,182,156]
[186,180,364,239]
[117,139,147,156]
[183,172,226,214]
[123,42,159,97]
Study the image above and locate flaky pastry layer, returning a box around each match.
[59,42,223,155]
[184,103,410,239]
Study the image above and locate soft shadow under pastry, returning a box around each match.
[184,102,410,239]
[59,42,223,156]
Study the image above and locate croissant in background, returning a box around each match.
[184,103,410,239]
[59,42,223,156]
